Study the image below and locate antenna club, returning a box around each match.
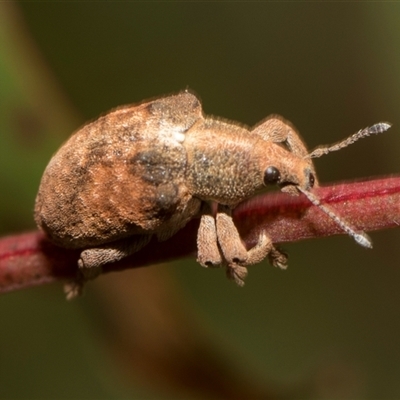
[354,232,373,248]
[370,122,391,134]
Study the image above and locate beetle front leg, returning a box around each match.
[267,246,289,270]
[215,206,248,264]
[214,206,254,285]
[252,115,309,158]
[215,205,288,285]
[244,232,288,270]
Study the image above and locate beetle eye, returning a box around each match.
[263,166,281,185]
[309,172,315,188]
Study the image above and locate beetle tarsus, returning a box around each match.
[226,264,248,286]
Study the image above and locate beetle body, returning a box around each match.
[36,91,352,297]
[35,91,315,247]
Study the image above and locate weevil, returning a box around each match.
[34,91,390,298]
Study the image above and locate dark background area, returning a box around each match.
[1,3,400,399]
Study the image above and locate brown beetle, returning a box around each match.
[34,91,390,297]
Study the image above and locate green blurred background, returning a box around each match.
[1,3,400,399]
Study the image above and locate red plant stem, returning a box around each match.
[1,176,399,294]
[235,175,400,246]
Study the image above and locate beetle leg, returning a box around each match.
[197,212,223,268]
[215,205,250,285]
[64,235,152,300]
[252,115,309,158]
[245,232,273,265]
[267,246,289,270]
[244,233,288,270]
[225,263,248,286]
[215,206,289,285]
[78,234,152,270]
[215,206,248,264]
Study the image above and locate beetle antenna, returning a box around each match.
[297,187,372,248]
[306,122,391,159]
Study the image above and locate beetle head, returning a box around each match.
[260,144,318,196]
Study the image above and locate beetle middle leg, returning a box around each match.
[197,205,223,268]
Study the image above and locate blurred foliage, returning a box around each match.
[1,2,400,399]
